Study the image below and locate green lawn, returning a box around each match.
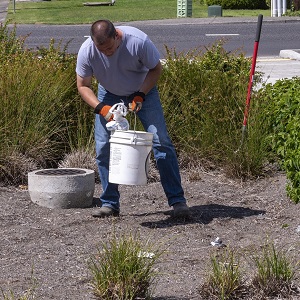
[7,0,271,24]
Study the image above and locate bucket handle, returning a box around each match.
[145,151,152,179]
[130,113,138,144]
[130,135,137,144]
[130,119,138,144]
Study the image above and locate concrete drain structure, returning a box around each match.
[28,168,95,209]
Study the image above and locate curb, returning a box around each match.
[280,49,300,60]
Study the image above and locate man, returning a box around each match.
[76,19,190,218]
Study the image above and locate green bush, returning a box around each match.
[259,77,300,203]
[206,0,268,9]
[0,23,276,185]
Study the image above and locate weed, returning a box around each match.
[1,290,35,300]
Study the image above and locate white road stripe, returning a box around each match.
[205,33,240,36]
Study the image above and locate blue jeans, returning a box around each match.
[95,85,186,211]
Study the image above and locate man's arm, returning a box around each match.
[76,74,100,109]
[139,61,162,95]
[128,60,163,112]
[77,74,113,121]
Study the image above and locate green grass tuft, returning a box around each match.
[88,232,165,300]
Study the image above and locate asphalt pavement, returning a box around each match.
[1,1,300,84]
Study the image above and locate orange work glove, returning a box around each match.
[128,91,145,113]
[94,102,113,121]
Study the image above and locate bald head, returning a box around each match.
[90,20,117,46]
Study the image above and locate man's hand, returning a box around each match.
[129,91,145,112]
[94,103,113,121]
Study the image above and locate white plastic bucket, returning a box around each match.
[109,130,153,185]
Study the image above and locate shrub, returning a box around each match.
[0,48,76,183]
[158,42,269,178]
[293,0,300,10]
[206,0,268,9]
[259,77,300,203]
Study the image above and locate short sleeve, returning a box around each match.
[76,41,93,78]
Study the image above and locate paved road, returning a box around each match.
[9,20,300,56]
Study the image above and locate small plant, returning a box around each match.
[1,268,37,300]
[199,247,246,300]
[251,242,298,298]
[88,232,165,300]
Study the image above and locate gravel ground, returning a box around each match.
[1,169,300,299]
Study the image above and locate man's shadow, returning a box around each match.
[139,204,266,228]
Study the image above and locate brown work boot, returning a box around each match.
[92,206,119,218]
[173,202,191,218]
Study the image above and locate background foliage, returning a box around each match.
[1,22,300,203]
[206,0,269,9]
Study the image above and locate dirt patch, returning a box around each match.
[1,170,300,299]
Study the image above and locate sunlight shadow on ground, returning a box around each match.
[139,203,266,228]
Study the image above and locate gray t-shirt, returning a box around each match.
[76,26,160,96]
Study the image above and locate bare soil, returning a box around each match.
[1,169,300,299]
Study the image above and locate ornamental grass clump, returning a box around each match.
[199,247,246,300]
[88,232,164,300]
[0,47,75,183]
[251,242,299,298]
[158,42,269,178]
[0,23,94,185]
